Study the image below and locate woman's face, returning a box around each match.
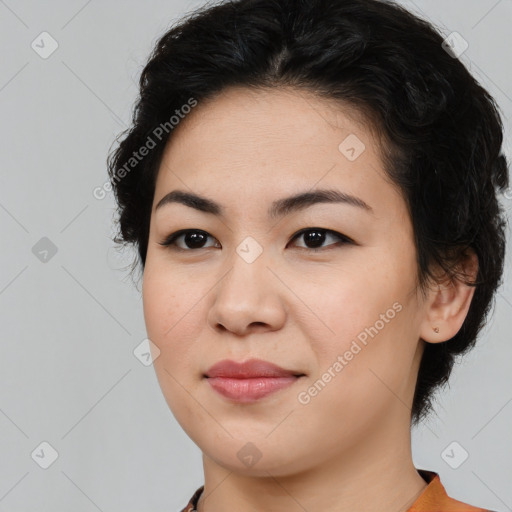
[143,86,428,476]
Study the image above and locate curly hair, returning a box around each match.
[106,0,509,426]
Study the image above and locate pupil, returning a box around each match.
[186,232,207,248]
[305,230,325,248]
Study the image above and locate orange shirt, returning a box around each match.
[179,469,496,512]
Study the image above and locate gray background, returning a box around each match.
[0,0,511,510]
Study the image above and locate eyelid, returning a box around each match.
[158,229,218,250]
[289,227,355,247]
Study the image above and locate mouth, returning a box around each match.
[204,358,306,403]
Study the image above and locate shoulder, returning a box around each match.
[410,470,496,512]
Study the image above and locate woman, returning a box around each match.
[107,0,509,510]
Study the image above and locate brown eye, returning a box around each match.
[289,228,353,251]
[159,227,353,252]
[159,230,219,250]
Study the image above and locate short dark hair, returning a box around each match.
[107,0,509,426]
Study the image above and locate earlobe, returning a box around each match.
[419,249,478,344]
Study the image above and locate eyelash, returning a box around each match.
[158,228,354,252]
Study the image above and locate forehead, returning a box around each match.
[154,86,403,218]
[164,86,373,157]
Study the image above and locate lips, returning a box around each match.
[204,358,305,403]
[205,358,304,379]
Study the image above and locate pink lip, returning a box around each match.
[204,358,305,403]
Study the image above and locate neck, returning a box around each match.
[196,411,428,512]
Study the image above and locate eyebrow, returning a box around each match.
[155,188,374,219]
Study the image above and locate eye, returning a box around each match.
[288,228,353,252]
[159,228,353,252]
[158,229,219,250]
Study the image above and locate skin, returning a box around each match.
[142,86,478,512]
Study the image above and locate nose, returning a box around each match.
[207,249,287,336]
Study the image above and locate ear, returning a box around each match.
[419,248,479,343]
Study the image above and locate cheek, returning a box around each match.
[142,254,182,316]
[142,267,172,344]
[142,264,204,423]
[142,260,215,382]
[143,263,195,350]
[297,306,417,442]
[295,252,418,394]
[288,261,400,356]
